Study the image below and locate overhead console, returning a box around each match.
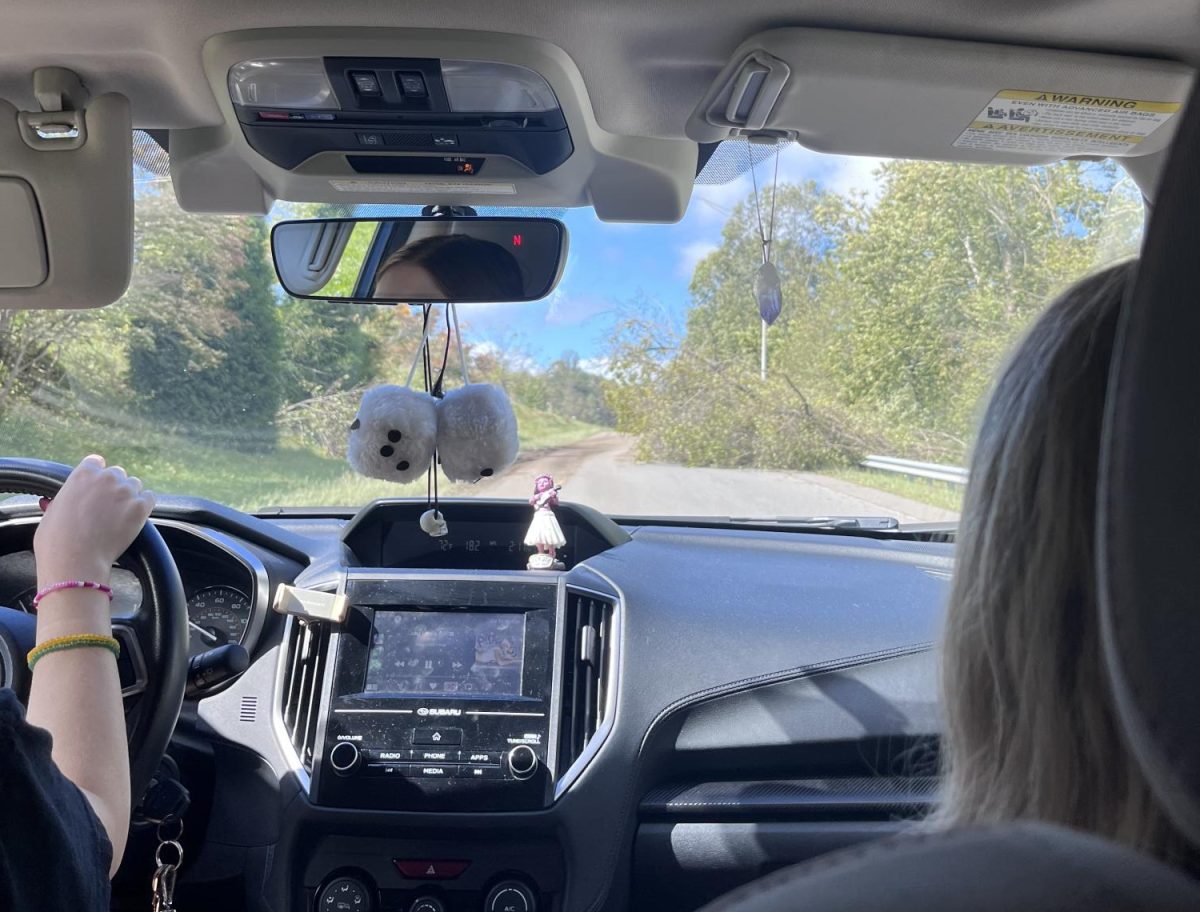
[228,56,572,176]
[172,29,698,221]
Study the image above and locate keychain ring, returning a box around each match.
[155,839,184,868]
[157,816,184,843]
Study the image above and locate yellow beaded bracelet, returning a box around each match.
[27,634,121,671]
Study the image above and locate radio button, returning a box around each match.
[363,749,409,763]
[462,750,501,765]
[413,728,463,746]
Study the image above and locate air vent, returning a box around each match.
[558,592,614,778]
[239,695,258,723]
[280,617,331,772]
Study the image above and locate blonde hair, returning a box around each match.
[933,260,1193,867]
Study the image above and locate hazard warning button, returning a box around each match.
[393,859,471,880]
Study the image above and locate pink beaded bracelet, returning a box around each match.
[31,580,114,610]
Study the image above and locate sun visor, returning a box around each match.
[688,29,1194,166]
[0,67,132,309]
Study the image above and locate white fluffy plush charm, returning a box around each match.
[436,383,520,482]
[347,385,438,483]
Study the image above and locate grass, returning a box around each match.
[0,399,603,512]
[832,467,965,514]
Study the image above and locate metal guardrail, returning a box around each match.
[861,454,969,486]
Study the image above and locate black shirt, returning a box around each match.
[0,687,112,910]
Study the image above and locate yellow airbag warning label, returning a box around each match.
[954,90,1181,155]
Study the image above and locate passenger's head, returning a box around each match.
[372,234,525,302]
[935,260,1193,867]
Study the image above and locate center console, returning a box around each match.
[312,576,561,812]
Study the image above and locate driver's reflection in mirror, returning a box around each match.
[0,455,155,907]
[371,234,525,302]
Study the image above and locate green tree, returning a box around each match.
[124,187,283,443]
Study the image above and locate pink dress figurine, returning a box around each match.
[524,474,566,570]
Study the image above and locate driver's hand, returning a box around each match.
[33,455,156,586]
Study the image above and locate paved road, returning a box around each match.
[471,434,959,524]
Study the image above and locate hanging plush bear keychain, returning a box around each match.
[346,302,520,491]
[437,382,519,482]
[347,385,438,484]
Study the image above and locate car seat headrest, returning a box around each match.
[1098,80,1200,848]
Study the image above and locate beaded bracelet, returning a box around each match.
[31,580,114,610]
[27,634,121,671]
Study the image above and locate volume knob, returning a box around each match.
[507,744,539,780]
[329,741,361,776]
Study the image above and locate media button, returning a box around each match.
[413,728,463,746]
[410,764,455,778]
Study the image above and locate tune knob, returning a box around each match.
[317,875,372,912]
[410,898,444,912]
[485,880,537,912]
[506,745,539,780]
[329,741,361,776]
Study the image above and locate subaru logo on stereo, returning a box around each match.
[417,707,463,717]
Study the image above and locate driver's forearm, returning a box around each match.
[26,589,130,876]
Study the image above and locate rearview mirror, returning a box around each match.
[271,216,568,304]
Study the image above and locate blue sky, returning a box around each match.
[453,146,885,370]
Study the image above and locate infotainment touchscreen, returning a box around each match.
[364,611,526,697]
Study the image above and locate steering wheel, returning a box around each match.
[0,458,188,807]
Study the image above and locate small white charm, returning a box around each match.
[419,508,449,538]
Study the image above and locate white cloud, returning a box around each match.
[544,289,615,327]
[677,240,719,278]
[577,356,614,378]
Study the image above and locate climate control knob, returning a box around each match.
[506,745,539,780]
[485,879,537,912]
[328,741,361,776]
[317,875,372,912]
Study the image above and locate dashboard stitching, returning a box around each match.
[583,642,935,912]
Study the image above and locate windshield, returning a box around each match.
[0,137,1142,520]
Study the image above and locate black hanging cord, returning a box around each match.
[418,304,441,515]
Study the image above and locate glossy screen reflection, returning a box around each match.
[271,217,567,303]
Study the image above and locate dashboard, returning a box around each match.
[0,494,951,912]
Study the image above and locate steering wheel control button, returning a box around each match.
[409,899,444,912]
[485,880,537,912]
[318,876,372,912]
[412,727,462,746]
[506,744,539,780]
[328,741,361,776]
[394,859,470,880]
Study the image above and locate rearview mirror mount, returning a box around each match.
[271,216,568,304]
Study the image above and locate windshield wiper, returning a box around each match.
[726,515,901,530]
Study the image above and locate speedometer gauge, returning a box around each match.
[187,586,251,656]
